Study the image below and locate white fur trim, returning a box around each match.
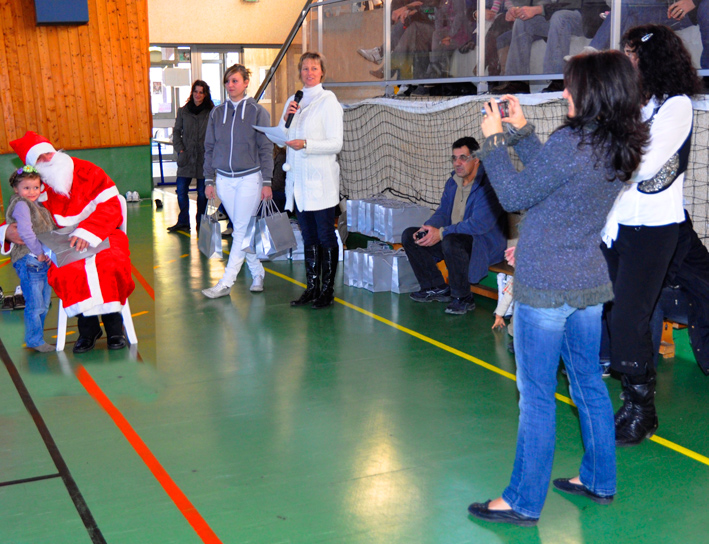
[0,224,11,256]
[64,300,123,318]
[72,228,103,248]
[52,186,120,227]
[25,142,56,166]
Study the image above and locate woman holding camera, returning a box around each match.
[467,51,648,525]
[601,25,702,447]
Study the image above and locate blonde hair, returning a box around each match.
[223,64,251,85]
[298,52,326,82]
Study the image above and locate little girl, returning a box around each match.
[6,166,56,352]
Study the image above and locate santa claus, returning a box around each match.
[1,131,135,353]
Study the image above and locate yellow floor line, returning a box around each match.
[264,266,709,468]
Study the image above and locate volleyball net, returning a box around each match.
[339,95,709,243]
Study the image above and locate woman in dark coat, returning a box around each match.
[169,80,214,233]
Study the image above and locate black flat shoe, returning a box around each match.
[467,501,538,527]
[73,331,102,354]
[107,335,127,350]
[552,478,614,505]
[167,223,190,232]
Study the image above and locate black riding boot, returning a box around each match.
[614,369,658,447]
[291,245,320,307]
[312,246,338,309]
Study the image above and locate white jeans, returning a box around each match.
[215,171,264,285]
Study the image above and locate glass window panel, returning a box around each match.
[202,63,224,105]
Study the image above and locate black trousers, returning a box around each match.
[601,223,679,375]
[77,312,124,338]
[401,227,473,298]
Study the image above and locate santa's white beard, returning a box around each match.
[35,151,74,197]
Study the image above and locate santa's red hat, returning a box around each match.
[9,131,57,166]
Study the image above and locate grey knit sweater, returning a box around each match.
[479,124,623,309]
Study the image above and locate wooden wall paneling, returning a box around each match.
[131,0,151,141]
[67,29,91,148]
[2,0,23,140]
[74,24,101,148]
[13,0,41,137]
[55,29,81,149]
[124,0,150,142]
[93,0,120,147]
[105,0,131,145]
[114,0,138,142]
[0,0,151,153]
[0,12,15,144]
[83,0,110,146]
[36,26,62,146]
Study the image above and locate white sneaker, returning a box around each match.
[202,281,232,299]
[357,46,383,65]
[132,191,140,202]
[250,275,264,292]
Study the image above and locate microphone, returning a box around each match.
[285,90,304,129]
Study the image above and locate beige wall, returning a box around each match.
[148,0,305,44]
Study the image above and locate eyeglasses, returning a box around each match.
[450,154,474,164]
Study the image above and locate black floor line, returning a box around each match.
[0,338,106,544]
[0,473,61,487]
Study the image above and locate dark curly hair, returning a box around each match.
[9,167,41,189]
[185,80,214,109]
[562,50,649,182]
[622,24,702,101]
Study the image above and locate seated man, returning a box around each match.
[402,136,507,315]
[1,131,135,353]
[492,0,583,94]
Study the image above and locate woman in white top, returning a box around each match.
[279,52,344,309]
[601,24,702,447]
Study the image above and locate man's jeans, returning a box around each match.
[590,3,692,50]
[13,255,51,348]
[506,11,582,75]
[175,176,206,227]
[502,302,616,518]
[401,227,472,298]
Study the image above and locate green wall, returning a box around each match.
[0,145,151,217]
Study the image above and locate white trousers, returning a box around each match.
[215,171,264,285]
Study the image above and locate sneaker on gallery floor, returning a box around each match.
[357,46,383,64]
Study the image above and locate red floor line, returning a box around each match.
[0,260,10,269]
[131,264,155,300]
[76,366,223,544]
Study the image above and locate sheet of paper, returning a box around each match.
[253,125,288,147]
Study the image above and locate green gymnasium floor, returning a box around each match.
[1,190,708,544]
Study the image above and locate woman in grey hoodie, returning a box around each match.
[201,64,274,298]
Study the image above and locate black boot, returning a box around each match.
[614,370,658,447]
[291,245,320,307]
[312,246,338,309]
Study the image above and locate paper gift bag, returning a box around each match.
[346,199,360,232]
[384,204,433,243]
[343,249,358,286]
[241,211,260,254]
[363,250,395,292]
[391,251,420,293]
[290,220,305,261]
[258,200,297,258]
[198,206,223,259]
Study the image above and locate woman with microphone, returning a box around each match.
[279,52,344,309]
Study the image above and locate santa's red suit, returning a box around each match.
[39,158,135,317]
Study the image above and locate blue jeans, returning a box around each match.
[175,176,206,227]
[13,255,51,348]
[296,206,338,249]
[505,10,582,75]
[503,302,616,518]
[590,3,692,50]
[697,0,709,68]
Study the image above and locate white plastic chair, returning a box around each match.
[55,194,138,351]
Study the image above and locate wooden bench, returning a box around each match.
[470,261,514,301]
